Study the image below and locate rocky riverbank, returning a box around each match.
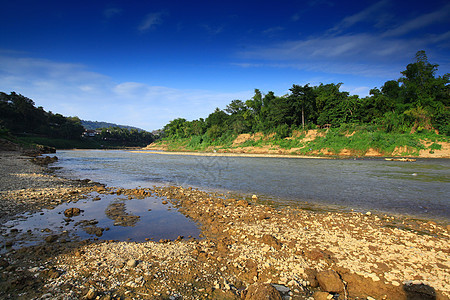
[0,149,449,299]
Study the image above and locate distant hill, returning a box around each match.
[81,120,145,132]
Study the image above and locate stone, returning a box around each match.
[241,283,282,300]
[85,288,97,300]
[313,291,332,300]
[237,200,249,207]
[45,235,58,243]
[0,259,10,268]
[64,207,81,218]
[340,270,403,299]
[316,270,344,293]
[272,284,290,294]
[261,234,282,250]
[403,282,436,300]
[44,267,62,279]
[127,259,138,268]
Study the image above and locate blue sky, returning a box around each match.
[1,0,449,131]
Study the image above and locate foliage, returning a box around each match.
[92,127,154,147]
[158,50,448,149]
[81,120,144,132]
[0,91,155,148]
[0,92,84,140]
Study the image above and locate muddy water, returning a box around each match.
[52,150,450,222]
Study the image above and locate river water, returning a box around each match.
[52,150,449,222]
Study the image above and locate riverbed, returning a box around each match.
[52,150,450,222]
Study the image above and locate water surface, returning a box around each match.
[52,150,450,221]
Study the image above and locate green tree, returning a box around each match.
[314,83,354,127]
[289,84,316,128]
[163,118,188,138]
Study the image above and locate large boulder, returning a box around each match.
[316,270,344,293]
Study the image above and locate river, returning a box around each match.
[52,150,450,222]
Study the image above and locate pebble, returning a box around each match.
[127,259,138,268]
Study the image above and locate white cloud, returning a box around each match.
[329,0,390,33]
[0,54,251,130]
[383,4,450,37]
[235,2,450,79]
[239,33,419,64]
[138,12,165,32]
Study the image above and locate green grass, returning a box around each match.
[152,127,449,157]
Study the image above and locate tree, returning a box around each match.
[314,83,353,127]
[289,84,316,128]
[244,89,264,131]
[399,50,450,132]
[163,118,188,138]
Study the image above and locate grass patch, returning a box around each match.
[152,127,448,157]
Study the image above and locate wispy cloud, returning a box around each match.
[329,0,390,34]
[382,3,450,37]
[138,12,165,32]
[0,54,251,130]
[103,7,122,19]
[201,24,224,35]
[240,33,418,62]
[262,26,284,36]
[236,1,450,79]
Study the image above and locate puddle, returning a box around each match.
[0,193,201,252]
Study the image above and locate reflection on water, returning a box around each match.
[52,150,450,221]
[0,192,200,250]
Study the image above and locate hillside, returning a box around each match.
[145,129,450,158]
[81,120,144,131]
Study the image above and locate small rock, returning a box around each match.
[127,259,138,268]
[272,284,290,294]
[64,207,81,218]
[242,283,282,300]
[85,288,97,300]
[313,291,332,300]
[261,234,282,250]
[45,235,58,243]
[0,259,10,269]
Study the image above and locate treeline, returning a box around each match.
[162,51,449,142]
[88,127,155,147]
[0,92,84,140]
[0,92,154,148]
[81,120,144,132]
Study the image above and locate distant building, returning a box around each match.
[83,129,97,137]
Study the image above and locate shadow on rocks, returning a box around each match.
[0,237,96,299]
[403,282,436,300]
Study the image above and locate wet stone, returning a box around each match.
[63,207,81,218]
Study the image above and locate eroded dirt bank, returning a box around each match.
[0,150,449,299]
[144,130,450,159]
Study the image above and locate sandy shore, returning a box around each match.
[131,150,329,159]
[0,149,449,299]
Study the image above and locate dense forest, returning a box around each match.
[0,92,85,140]
[0,92,154,148]
[161,51,449,143]
[81,120,144,132]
